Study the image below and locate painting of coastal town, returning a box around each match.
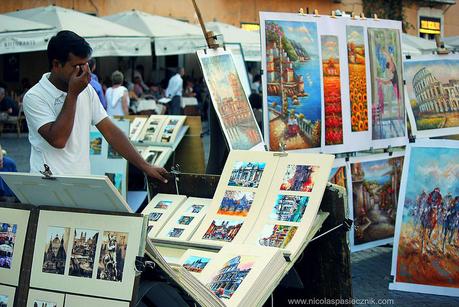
[228,161,266,188]
[202,219,243,242]
[217,191,254,217]
[199,51,263,150]
[264,20,322,150]
[351,155,404,248]
[258,224,298,248]
[404,57,459,136]
[270,195,309,222]
[395,145,459,289]
[280,164,318,192]
[347,26,368,132]
[321,35,343,145]
[368,28,405,140]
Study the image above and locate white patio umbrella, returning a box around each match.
[401,40,422,56]
[442,36,459,50]
[401,33,442,54]
[0,14,56,54]
[103,9,206,56]
[7,5,151,57]
[205,21,261,62]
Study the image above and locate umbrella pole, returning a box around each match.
[191,0,219,49]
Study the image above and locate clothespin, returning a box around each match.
[373,14,379,21]
[360,12,366,20]
[274,142,288,157]
[330,10,337,19]
[298,8,305,16]
[313,9,320,17]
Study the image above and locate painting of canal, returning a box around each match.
[264,20,322,150]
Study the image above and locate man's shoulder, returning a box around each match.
[23,82,47,102]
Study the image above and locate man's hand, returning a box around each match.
[68,63,91,97]
[143,165,169,183]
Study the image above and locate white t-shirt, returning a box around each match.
[23,73,108,175]
[105,86,129,116]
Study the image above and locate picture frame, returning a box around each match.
[0,284,15,307]
[26,289,65,307]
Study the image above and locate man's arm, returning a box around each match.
[96,117,168,183]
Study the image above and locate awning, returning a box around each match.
[401,33,445,54]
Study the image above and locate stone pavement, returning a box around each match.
[2,134,459,306]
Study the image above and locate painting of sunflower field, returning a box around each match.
[347,26,369,132]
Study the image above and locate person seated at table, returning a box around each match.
[0,87,19,118]
[133,76,145,98]
[145,82,163,100]
[184,80,196,98]
[105,71,130,116]
[0,145,18,202]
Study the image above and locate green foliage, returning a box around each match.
[282,36,298,61]
[362,0,419,32]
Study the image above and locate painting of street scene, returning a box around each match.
[69,229,99,278]
[182,256,210,273]
[217,191,254,217]
[368,28,405,140]
[207,255,254,300]
[42,226,70,275]
[202,219,243,242]
[228,161,266,188]
[258,224,298,248]
[329,166,347,189]
[178,216,194,225]
[161,119,179,143]
[200,52,262,150]
[270,195,309,222]
[89,131,102,155]
[168,228,185,238]
[97,231,128,282]
[396,146,459,288]
[347,26,368,132]
[280,164,318,192]
[0,223,16,269]
[186,204,204,214]
[321,35,343,145]
[265,20,322,150]
[154,200,172,209]
[351,156,404,246]
[404,58,459,132]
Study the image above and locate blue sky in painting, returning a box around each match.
[359,159,391,185]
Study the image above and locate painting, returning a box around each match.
[0,295,7,307]
[186,204,204,214]
[154,200,172,210]
[265,20,322,150]
[168,228,184,238]
[97,231,128,282]
[182,256,210,273]
[217,191,255,217]
[394,145,459,290]
[0,285,14,307]
[105,173,122,194]
[178,216,194,225]
[347,25,368,132]
[280,164,318,192]
[202,219,243,242]
[160,119,179,143]
[270,195,309,222]
[42,226,70,275]
[321,35,343,145]
[33,301,57,307]
[89,132,102,155]
[69,229,99,278]
[329,166,347,188]
[350,155,404,249]
[0,223,16,269]
[258,224,298,249]
[148,212,163,222]
[198,50,263,150]
[404,56,459,138]
[228,161,265,188]
[207,255,254,300]
[368,28,405,140]
[107,145,122,159]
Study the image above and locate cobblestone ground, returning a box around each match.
[2,134,459,306]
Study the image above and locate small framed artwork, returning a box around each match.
[64,294,130,307]
[0,284,15,307]
[26,289,64,307]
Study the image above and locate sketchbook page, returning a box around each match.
[137,115,167,143]
[157,197,212,241]
[177,249,218,277]
[142,194,187,238]
[129,117,148,141]
[245,152,334,259]
[29,210,143,301]
[156,115,186,144]
[0,172,131,213]
[191,151,279,247]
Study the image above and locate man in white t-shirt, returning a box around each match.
[165,67,184,115]
[23,30,168,182]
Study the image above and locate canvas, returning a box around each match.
[26,289,64,307]
[391,140,459,296]
[0,285,15,307]
[329,158,347,189]
[197,49,264,151]
[404,54,459,138]
[348,153,404,251]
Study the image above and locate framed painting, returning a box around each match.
[26,289,65,307]
[0,285,15,307]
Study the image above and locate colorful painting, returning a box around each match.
[168,228,185,238]
[207,255,254,300]
[202,219,243,242]
[395,146,459,288]
[107,144,122,159]
[270,195,309,222]
[148,212,163,222]
[154,200,172,209]
[183,256,210,273]
[329,166,347,188]
[217,191,254,217]
[89,131,102,155]
[351,156,404,246]
[105,173,122,194]
[347,25,368,132]
[97,231,128,282]
[199,52,262,150]
[258,224,298,248]
[265,20,322,150]
[280,164,318,192]
[178,216,194,225]
[0,296,8,307]
[228,161,266,188]
[187,204,204,214]
[42,226,70,275]
[404,58,459,134]
[0,223,16,269]
[69,229,99,278]
[321,35,343,145]
[368,28,405,140]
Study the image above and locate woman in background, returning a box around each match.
[105,71,130,116]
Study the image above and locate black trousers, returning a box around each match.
[169,96,181,115]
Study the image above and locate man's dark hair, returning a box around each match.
[47,30,92,68]
[88,58,96,70]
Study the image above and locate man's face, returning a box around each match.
[180,68,185,76]
[51,53,90,88]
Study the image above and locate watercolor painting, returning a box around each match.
[265,20,322,150]
[69,229,99,278]
[168,228,185,238]
[258,224,298,249]
[0,223,16,269]
[280,164,318,192]
[186,204,205,214]
[228,161,266,188]
[202,219,243,242]
[329,166,347,188]
[154,200,172,210]
[97,231,128,282]
[270,195,309,222]
[368,28,405,140]
[182,256,210,273]
[217,191,254,217]
[89,131,102,155]
[42,226,70,275]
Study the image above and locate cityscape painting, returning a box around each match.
[154,200,172,210]
[351,155,404,247]
[69,229,99,278]
[186,204,204,214]
[202,219,243,242]
[97,231,128,282]
[329,166,347,189]
[368,28,405,140]
[168,228,185,238]
[217,191,255,217]
[42,226,70,275]
[280,164,318,192]
[89,131,102,155]
[0,223,16,269]
[178,216,194,225]
[258,224,298,248]
[270,195,309,222]
[228,161,266,188]
[182,256,210,273]
[264,20,322,150]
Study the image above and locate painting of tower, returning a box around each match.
[42,226,70,275]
